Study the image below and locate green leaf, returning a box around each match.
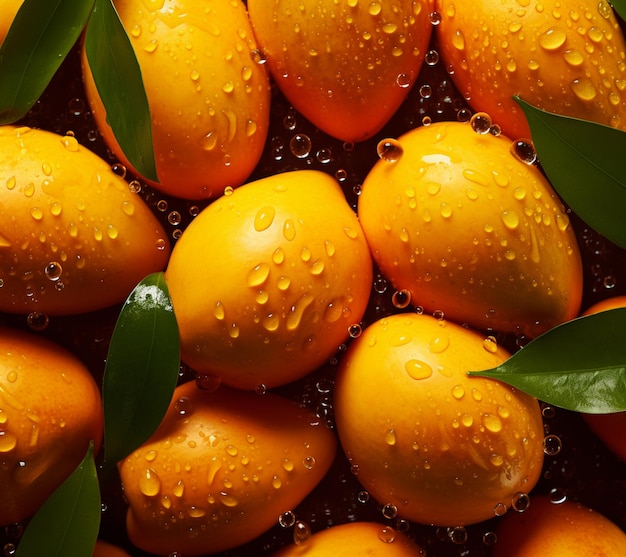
[468,308,626,414]
[515,96,626,249]
[0,0,94,124]
[103,272,179,467]
[16,442,100,557]
[84,0,158,182]
[610,0,626,21]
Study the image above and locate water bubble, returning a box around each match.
[303,456,316,470]
[482,531,498,546]
[511,139,537,164]
[493,502,507,516]
[128,180,142,193]
[419,84,432,98]
[543,434,562,455]
[250,48,267,64]
[392,289,412,308]
[429,11,442,25]
[357,490,370,503]
[290,134,312,158]
[279,510,296,528]
[348,323,362,338]
[470,112,493,134]
[293,521,311,545]
[449,526,467,544]
[376,138,404,162]
[3,543,16,557]
[44,261,63,282]
[174,396,194,417]
[549,488,567,504]
[512,492,531,512]
[26,312,49,331]
[425,49,440,65]
[396,73,412,88]
[378,526,396,543]
[456,108,472,123]
[382,503,398,519]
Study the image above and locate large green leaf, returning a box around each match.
[16,443,100,557]
[84,0,158,182]
[102,272,179,468]
[610,0,626,21]
[515,96,626,249]
[469,308,626,413]
[0,0,94,124]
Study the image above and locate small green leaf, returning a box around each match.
[84,0,158,182]
[103,272,179,467]
[16,442,100,557]
[0,0,94,124]
[515,96,626,249]
[469,308,626,414]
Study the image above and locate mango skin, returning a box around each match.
[248,0,434,142]
[0,125,170,315]
[0,326,103,525]
[81,0,271,200]
[119,381,337,556]
[358,121,583,338]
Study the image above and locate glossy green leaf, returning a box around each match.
[103,272,179,467]
[610,0,626,21]
[16,442,100,557]
[515,96,626,249]
[0,0,94,124]
[84,0,158,182]
[469,308,626,414]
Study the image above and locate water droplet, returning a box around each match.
[482,335,498,353]
[449,526,468,544]
[384,429,397,446]
[247,263,270,287]
[451,384,465,399]
[29,207,43,221]
[139,468,162,497]
[0,431,17,453]
[253,206,276,232]
[44,261,62,282]
[396,73,412,88]
[543,434,562,455]
[493,502,508,516]
[429,11,442,25]
[512,492,531,512]
[174,396,194,416]
[293,521,311,545]
[570,78,598,100]
[429,332,450,353]
[563,49,584,66]
[483,413,503,433]
[511,139,537,164]
[376,138,403,162]
[283,218,296,241]
[279,511,296,528]
[303,456,316,470]
[392,289,411,308]
[470,112,493,134]
[26,312,49,331]
[290,134,312,158]
[383,505,398,521]
[539,26,567,50]
[348,323,362,338]
[500,210,520,230]
[220,493,239,507]
[425,49,440,65]
[251,48,267,64]
[405,359,433,380]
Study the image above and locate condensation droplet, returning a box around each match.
[405,359,433,380]
[290,134,312,158]
[543,434,562,455]
[376,138,403,162]
[293,521,311,545]
[539,26,567,50]
[511,139,537,164]
[470,112,492,134]
[278,511,296,528]
[392,289,411,308]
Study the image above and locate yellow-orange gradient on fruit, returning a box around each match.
[119,380,337,556]
[0,326,103,525]
[0,125,170,315]
[580,295,626,462]
[81,0,270,200]
[165,170,373,390]
[358,120,583,338]
[270,522,425,557]
[92,540,132,557]
[435,0,626,139]
[333,313,545,526]
[0,0,23,44]
[247,0,434,142]
[493,495,626,557]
